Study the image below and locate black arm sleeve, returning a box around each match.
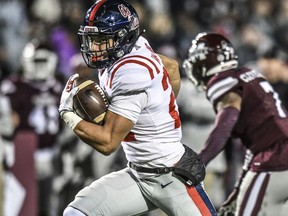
[199,106,240,166]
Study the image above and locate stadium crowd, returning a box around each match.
[0,0,288,215]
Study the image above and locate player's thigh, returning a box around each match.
[237,170,288,216]
[69,168,155,216]
[140,172,216,216]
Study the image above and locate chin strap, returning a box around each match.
[199,106,240,166]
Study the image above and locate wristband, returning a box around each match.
[61,111,83,130]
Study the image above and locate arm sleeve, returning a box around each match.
[108,63,151,123]
[199,106,240,166]
[109,91,148,124]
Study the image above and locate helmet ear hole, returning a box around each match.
[217,54,225,62]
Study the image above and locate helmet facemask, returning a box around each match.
[182,58,208,91]
[78,27,117,69]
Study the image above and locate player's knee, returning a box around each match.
[63,206,86,216]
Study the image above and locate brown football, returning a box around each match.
[73,76,109,125]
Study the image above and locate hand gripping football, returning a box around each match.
[73,76,109,125]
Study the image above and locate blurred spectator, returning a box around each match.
[0,0,28,74]
[276,0,288,25]
[246,47,288,109]
[49,0,88,78]
[236,24,274,67]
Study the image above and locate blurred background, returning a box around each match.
[0,0,288,215]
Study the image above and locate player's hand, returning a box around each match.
[58,73,79,116]
[217,188,238,216]
[217,202,236,216]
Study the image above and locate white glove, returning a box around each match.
[59,73,84,130]
[58,73,79,116]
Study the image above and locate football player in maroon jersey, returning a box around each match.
[1,39,65,216]
[183,32,288,216]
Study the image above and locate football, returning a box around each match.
[73,76,109,125]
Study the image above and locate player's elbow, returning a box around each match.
[95,141,119,156]
[100,146,118,156]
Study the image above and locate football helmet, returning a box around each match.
[78,0,140,69]
[22,40,58,81]
[182,32,238,87]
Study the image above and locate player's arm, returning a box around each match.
[59,74,134,155]
[73,111,133,155]
[61,109,134,155]
[199,92,242,165]
[158,54,181,97]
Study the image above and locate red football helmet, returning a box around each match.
[78,0,140,69]
[182,32,238,87]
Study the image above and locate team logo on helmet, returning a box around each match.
[189,42,209,63]
[118,4,131,20]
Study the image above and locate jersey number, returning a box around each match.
[162,67,181,128]
[28,104,60,134]
[260,81,286,118]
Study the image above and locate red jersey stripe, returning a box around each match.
[116,55,160,73]
[109,59,154,89]
[169,93,181,128]
[88,0,106,26]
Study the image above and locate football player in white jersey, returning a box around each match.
[58,1,217,215]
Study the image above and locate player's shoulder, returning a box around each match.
[108,38,162,94]
[115,36,162,73]
[206,67,251,104]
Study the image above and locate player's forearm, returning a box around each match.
[170,78,181,98]
[200,106,240,165]
[158,54,181,97]
[74,120,119,155]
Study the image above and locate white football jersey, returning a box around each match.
[98,36,184,169]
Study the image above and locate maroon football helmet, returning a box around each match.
[182,32,238,87]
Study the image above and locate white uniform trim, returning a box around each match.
[207,76,238,103]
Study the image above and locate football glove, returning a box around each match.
[58,73,79,116]
[217,202,236,216]
[217,188,238,216]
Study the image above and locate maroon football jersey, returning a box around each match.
[206,67,288,171]
[1,77,64,149]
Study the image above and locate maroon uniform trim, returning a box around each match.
[238,172,270,216]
